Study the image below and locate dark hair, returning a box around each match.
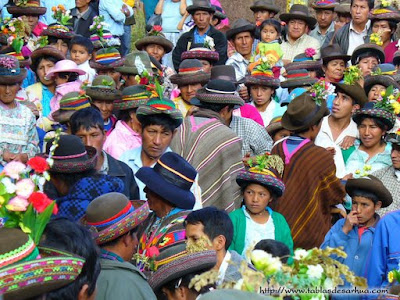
[31,55,60,74]
[356,51,382,64]
[40,218,101,299]
[254,239,290,263]
[117,107,138,122]
[56,71,80,82]
[293,116,323,134]
[49,169,97,190]
[259,19,281,37]
[70,107,105,134]
[184,207,233,250]
[47,36,70,47]
[70,35,94,54]
[100,227,138,248]
[350,0,374,10]
[197,102,235,114]
[212,15,222,26]
[355,115,388,131]
[351,188,379,204]
[240,182,278,207]
[371,19,397,39]
[140,114,177,133]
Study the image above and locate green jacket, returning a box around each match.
[96,258,157,300]
[229,207,294,261]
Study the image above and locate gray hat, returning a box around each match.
[187,0,215,14]
[115,51,152,75]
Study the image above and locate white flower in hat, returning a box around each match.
[204,35,215,50]
[306,264,324,279]
[294,248,309,260]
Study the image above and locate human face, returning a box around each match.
[358,57,379,77]
[36,58,56,86]
[372,20,392,44]
[143,187,166,215]
[26,15,39,31]
[123,74,138,87]
[74,126,106,156]
[75,0,91,9]
[368,84,386,102]
[323,59,346,82]
[54,73,69,86]
[358,118,386,149]
[49,39,69,56]
[193,11,212,31]
[232,32,254,58]
[254,10,273,23]
[260,24,279,43]
[98,69,121,86]
[145,44,166,62]
[287,19,307,40]
[332,92,357,119]
[250,85,273,107]
[142,125,174,160]
[243,183,273,215]
[180,83,202,102]
[0,83,20,108]
[70,44,91,65]
[315,9,335,30]
[351,196,380,227]
[200,60,212,73]
[185,223,214,250]
[272,129,291,142]
[350,0,370,26]
[391,144,400,170]
[92,99,114,121]
[338,13,352,24]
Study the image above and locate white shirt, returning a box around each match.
[347,20,371,56]
[218,251,231,285]
[250,100,276,127]
[78,60,96,84]
[315,116,358,178]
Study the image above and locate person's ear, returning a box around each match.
[78,284,93,300]
[375,201,382,211]
[212,235,226,251]
[322,65,327,74]
[122,232,132,247]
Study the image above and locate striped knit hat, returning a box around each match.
[170,59,210,86]
[136,97,183,128]
[311,0,337,9]
[266,116,284,136]
[281,69,318,89]
[52,91,91,124]
[113,85,152,110]
[90,48,125,70]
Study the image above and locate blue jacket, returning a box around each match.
[366,210,400,289]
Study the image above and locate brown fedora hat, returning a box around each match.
[31,46,65,66]
[135,33,174,54]
[321,44,351,65]
[226,19,256,40]
[281,92,329,131]
[250,0,280,14]
[351,44,385,65]
[187,0,215,14]
[364,75,400,96]
[333,81,368,107]
[280,4,317,29]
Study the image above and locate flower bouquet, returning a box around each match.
[133,245,160,272]
[148,25,163,37]
[375,85,400,115]
[309,79,336,106]
[89,16,107,44]
[204,36,215,51]
[1,17,29,53]
[343,66,363,85]
[51,4,72,26]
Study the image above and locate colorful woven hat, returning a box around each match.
[181,44,220,63]
[7,0,46,16]
[41,23,74,40]
[245,61,280,88]
[170,59,210,86]
[364,64,400,95]
[31,46,65,67]
[280,4,317,29]
[370,0,400,21]
[85,75,121,102]
[136,152,197,209]
[0,228,39,269]
[311,0,338,9]
[190,79,245,106]
[90,48,125,71]
[113,85,152,110]
[285,51,322,72]
[266,116,284,136]
[281,69,318,89]
[81,193,150,245]
[187,0,215,14]
[346,175,393,208]
[0,54,27,84]
[351,43,386,65]
[320,44,351,65]
[0,247,85,300]
[236,154,285,197]
[45,59,86,80]
[135,30,174,54]
[352,100,397,130]
[0,47,32,68]
[90,30,121,49]
[40,135,97,173]
[226,19,256,40]
[52,91,92,123]
[148,250,217,294]
[115,51,153,75]
[250,0,280,14]
[136,96,183,128]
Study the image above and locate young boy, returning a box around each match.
[321,176,392,287]
[71,0,98,38]
[69,35,96,83]
[185,207,249,286]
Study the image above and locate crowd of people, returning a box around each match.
[0,0,400,298]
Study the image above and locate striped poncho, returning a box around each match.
[271,138,345,249]
[171,115,244,212]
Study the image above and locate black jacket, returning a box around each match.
[107,153,139,200]
[71,6,98,38]
[331,22,371,55]
[172,25,227,71]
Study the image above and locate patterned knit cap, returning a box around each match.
[136,97,183,128]
[52,91,91,123]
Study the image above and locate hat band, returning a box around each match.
[292,104,321,126]
[87,202,134,229]
[0,236,37,268]
[213,75,235,81]
[248,168,277,178]
[178,67,203,75]
[51,151,87,160]
[205,87,236,94]
[294,57,313,62]
[286,72,309,79]
[154,160,194,191]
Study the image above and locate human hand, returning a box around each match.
[3,151,16,162]
[239,86,249,101]
[326,147,336,156]
[12,153,28,163]
[340,136,356,150]
[342,210,359,234]
[341,173,353,181]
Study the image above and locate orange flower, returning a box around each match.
[58,4,65,10]
[51,6,56,12]
[3,28,8,34]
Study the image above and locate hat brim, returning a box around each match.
[266,122,284,136]
[385,133,400,145]
[370,10,400,21]
[135,167,195,209]
[135,36,174,53]
[41,28,75,39]
[0,68,27,84]
[236,171,285,197]
[352,108,396,131]
[214,11,227,20]
[363,75,400,95]
[311,3,337,9]
[7,6,47,16]
[191,88,245,106]
[136,105,183,128]
[31,47,65,65]
[187,5,215,14]
[335,4,350,14]
[226,24,256,40]
[90,57,126,70]
[52,109,78,124]
[113,99,149,110]
[45,67,86,79]
[245,75,280,88]
[250,4,280,14]
[345,175,393,208]
[333,82,368,107]
[86,87,121,101]
[285,60,322,71]
[181,50,219,62]
[322,55,351,65]
[114,66,140,75]
[170,72,210,86]
[279,13,317,28]
[351,46,385,65]
[280,77,317,89]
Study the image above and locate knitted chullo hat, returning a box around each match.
[90,48,125,70]
[85,75,121,102]
[52,91,92,123]
[170,59,210,86]
[7,0,47,16]
[113,85,152,110]
[281,69,318,89]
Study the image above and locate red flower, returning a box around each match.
[153,25,162,32]
[27,157,49,173]
[28,192,56,214]
[140,77,149,85]
[145,246,160,258]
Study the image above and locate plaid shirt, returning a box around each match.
[229,116,273,157]
[281,34,321,62]
[373,166,400,216]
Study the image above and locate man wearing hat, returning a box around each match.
[250,0,280,25]
[172,0,228,71]
[271,92,345,249]
[372,133,400,215]
[309,0,337,47]
[322,175,392,288]
[280,4,321,64]
[82,192,156,299]
[332,0,372,55]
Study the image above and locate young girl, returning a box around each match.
[250,19,284,72]
[45,59,86,121]
[229,154,293,259]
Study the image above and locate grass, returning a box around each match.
[130,8,146,51]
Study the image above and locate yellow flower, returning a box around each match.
[389,95,395,100]
[0,196,4,205]
[392,101,400,114]
[364,165,372,171]
[388,271,394,283]
[355,169,361,175]
[381,90,386,96]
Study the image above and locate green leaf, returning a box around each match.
[33,201,55,244]
[21,204,36,239]
[0,183,6,196]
